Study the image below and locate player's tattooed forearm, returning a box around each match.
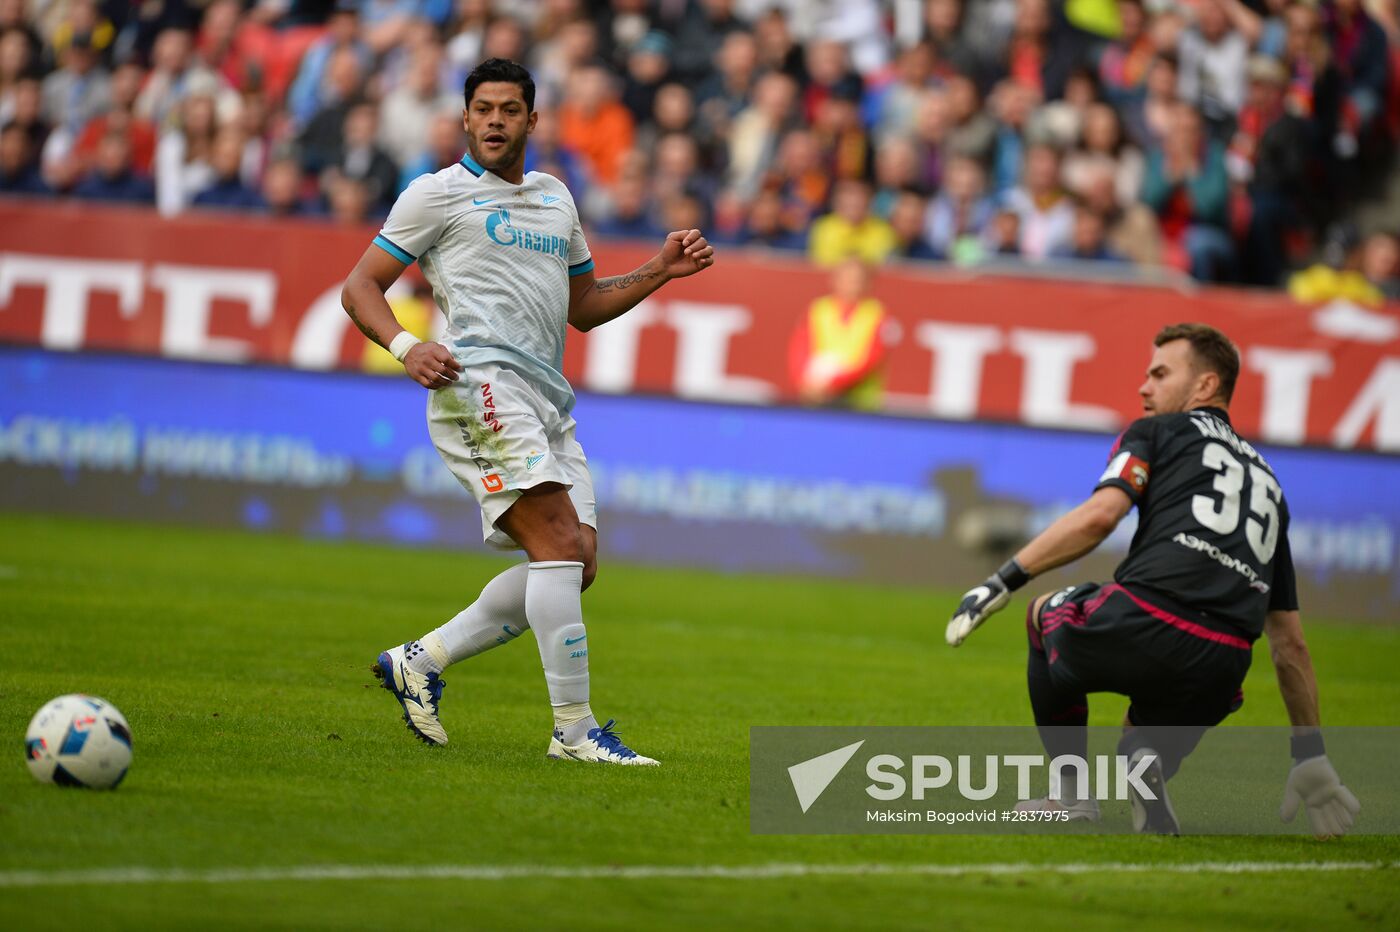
[594,268,661,293]
[344,303,382,347]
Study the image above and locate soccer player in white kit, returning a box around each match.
[340,59,714,764]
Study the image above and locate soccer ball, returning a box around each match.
[25,694,132,789]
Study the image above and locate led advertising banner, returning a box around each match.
[0,347,1395,620]
[2,202,1399,451]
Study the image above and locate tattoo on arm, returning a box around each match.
[344,301,383,348]
[594,267,661,293]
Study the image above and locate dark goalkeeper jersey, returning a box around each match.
[1094,406,1299,641]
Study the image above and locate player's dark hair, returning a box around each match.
[463,58,535,112]
[1154,322,1240,402]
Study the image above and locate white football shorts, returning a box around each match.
[426,361,597,549]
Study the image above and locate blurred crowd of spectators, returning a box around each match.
[3,0,1399,292]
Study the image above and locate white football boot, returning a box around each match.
[372,643,448,746]
[547,719,659,766]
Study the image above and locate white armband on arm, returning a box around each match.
[389,331,421,362]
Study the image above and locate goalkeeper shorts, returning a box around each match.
[1031,581,1252,727]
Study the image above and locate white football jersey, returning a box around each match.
[373,151,594,414]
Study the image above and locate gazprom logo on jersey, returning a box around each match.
[485,208,568,259]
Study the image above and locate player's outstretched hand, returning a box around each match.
[403,341,463,390]
[1280,755,1360,838]
[658,229,715,279]
[945,575,1012,647]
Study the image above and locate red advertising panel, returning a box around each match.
[2,201,1397,451]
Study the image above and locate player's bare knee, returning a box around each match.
[539,515,584,564]
[578,526,598,591]
[506,485,585,562]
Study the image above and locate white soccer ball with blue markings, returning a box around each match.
[25,694,132,789]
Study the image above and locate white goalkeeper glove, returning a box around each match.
[946,558,1031,647]
[1280,737,1360,838]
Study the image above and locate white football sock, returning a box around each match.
[405,563,530,676]
[525,560,598,742]
[401,639,441,676]
[554,701,597,746]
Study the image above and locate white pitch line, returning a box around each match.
[0,861,1392,889]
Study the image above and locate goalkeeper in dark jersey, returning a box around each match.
[945,323,1359,836]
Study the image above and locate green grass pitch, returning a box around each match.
[1,512,1396,930]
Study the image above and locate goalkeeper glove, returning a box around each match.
[1280,735,1360,838]
[946,558,1030,647]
